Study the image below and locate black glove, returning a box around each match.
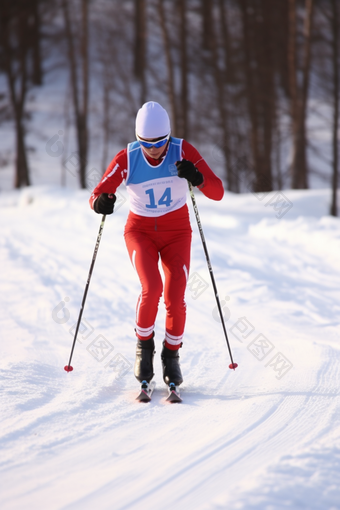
[93,193,116,215]
[176,159,204,187]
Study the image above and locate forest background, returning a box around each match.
[0,0,339,215]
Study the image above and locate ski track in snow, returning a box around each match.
[0,186,340,510]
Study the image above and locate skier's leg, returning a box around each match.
[160,230,191,350]
[125,231,162,382]
[159,230,191,386]
[125,230,163,339]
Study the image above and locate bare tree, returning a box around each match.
[179,0,189,139]
[93,1,141,156]
[202,0,213,51]
[218,0,234,85]
[62,0,89,189]
[0,1,43,188]
[134,0,147,105]
[240,0,274,193]
[31,0,43,86]
[330,0,339,216]
[101,62,111,173]
[156,0,189,139]
[288,0,314,189]
[208,1,234,190]
[158,0,178,134]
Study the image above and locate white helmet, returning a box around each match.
[135,101,171,139]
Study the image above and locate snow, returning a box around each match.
[0,185,340,510]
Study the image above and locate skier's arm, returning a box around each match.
[180,140,224,201]
[89,150,128,210]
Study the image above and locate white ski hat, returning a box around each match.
[135,101,171,139]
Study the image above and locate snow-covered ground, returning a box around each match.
[0,185,340,510]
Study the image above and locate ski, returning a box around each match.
[136,380,156,402]
[166,382,182,403]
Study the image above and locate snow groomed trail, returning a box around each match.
[0,187,339,510]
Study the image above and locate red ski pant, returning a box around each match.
[124,206,192,350]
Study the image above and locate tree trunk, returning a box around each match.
[202,0,213,51]
[240,0,272,193]
[134,0,146,105]
[330,0,339,216]
[31,0,43,86]
[259,0,275,192]
[0,6,31,188]
[15,118,30,188]
[101,71,110,173]
[219,0,234,84]
[179,0,188,138]
[209,1,233,190]
[62,0,89,189]
[158,0,178,134]
[289,0,314,189]
[79,0,89,189]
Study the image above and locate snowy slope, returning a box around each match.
[0,186,340,510]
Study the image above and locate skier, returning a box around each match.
[90,101,224,390]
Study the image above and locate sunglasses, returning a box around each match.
[137,134,170,149]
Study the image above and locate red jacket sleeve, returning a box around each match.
[89,149,128,209]
[181,140,224,201]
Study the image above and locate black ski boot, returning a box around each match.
[161,341,183,386]
[134,335,155,383]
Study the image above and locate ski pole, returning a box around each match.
[188,183,238,370]
[64,214,107,372]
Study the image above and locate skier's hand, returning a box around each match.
[93,193,116,215]
[176,159,204,187]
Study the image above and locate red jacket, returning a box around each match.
[89,139,224,209]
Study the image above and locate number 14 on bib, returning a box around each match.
[145,187,173,209]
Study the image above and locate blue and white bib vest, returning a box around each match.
[125,137,187,217]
